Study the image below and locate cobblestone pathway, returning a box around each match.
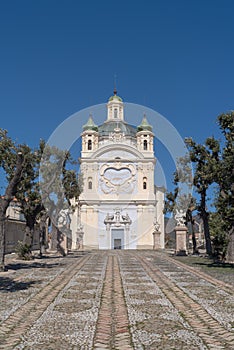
[124,252,234,349]
[93,254,132,350]
[0,251,233,349]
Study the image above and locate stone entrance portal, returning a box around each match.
[111,229,124,249]
[104,209,132,250]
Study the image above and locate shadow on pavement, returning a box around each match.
[6,261,63,271]
[194,261,234,269]
[0,276,41,292]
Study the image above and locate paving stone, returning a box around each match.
[0,251,233,349]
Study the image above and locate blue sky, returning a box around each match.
[0,0,234,191]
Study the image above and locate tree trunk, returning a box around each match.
[22,203,44,257]
[0,153,24,270]
[49,222,58,251]
[0,216,6,271]
[187,209,198,254]
[191,221,198,254]
[23,223,34,247]
[226,226,234,263]
[21,215,36,259]
[39,212,47,257]
[226,176,234,262]
[0,204,10,270]
[202,212,212,255]
[200,190,212,256]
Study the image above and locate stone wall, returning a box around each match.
[5,219,40,254]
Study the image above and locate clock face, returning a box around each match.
[99,163,136,195]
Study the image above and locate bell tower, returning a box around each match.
[81,114,99,157]
[136,114,154,154]
[107,89,124,121]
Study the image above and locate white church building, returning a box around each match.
[70,90,165,250]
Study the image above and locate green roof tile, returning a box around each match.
[108,94,123,102]
[83,115,98,132]
[98,121,136,137]
[137,115,153,132]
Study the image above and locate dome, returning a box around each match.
[98,121,137,137]
[108,94,123,102]
[108,88,123,102]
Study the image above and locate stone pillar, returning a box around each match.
[175,226,188,255]
[152,230,161,249]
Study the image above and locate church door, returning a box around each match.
[111,229,124,249]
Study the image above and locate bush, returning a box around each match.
[211,231,229,261]
[15,241,32,260]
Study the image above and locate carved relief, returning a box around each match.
[104,209,132,227]
[91,164,99,171]
[80,164,88,172]
[146,163,154,171]
[136,163,143,171]
[99,163,136,194]
[109,131,125,142]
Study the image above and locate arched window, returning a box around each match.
[114,108,118,118]
[143,139,148,150]
[143,177,147,190]
[88,139,92,150]
[88,178,92,189]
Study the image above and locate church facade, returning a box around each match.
[70,91,165,250]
